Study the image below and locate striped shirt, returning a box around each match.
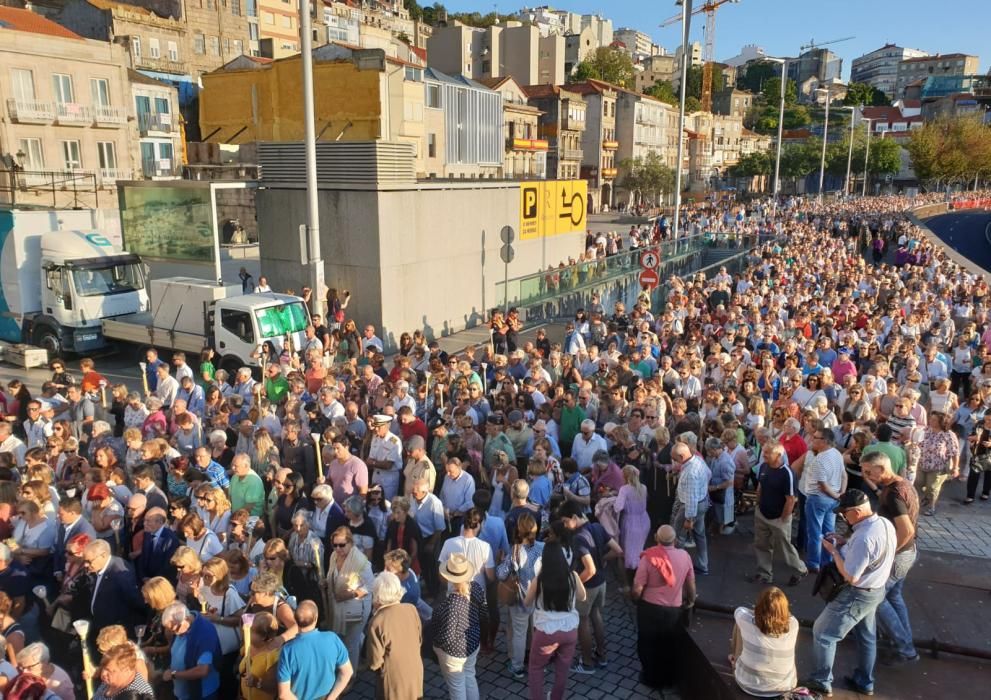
[676,456,712,518]
[733,607,798,697]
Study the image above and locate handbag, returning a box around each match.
[812,561,849,603]
[497,551,524,605]
[51,607,74,633]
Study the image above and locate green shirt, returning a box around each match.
[862,441,906,475]
[264,376,290,403]
[483,432,516,470]
[560,405,585,447]
[199,361,215,390]
[230,471,265,517]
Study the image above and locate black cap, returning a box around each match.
[833,488,870,514]
[486,412,505,426]
[427,416,446,431]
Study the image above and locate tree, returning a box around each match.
[644,80,678,106]
[906,115,991,189]
[738,60,778,94]
[404,0,423,21]
[685,96,702,113]
[778,140,821,179]
[762,77,798,105]
[844,82,891,107]
[619,152,676,205]
[570,47,635,87]
[729,150,772,177]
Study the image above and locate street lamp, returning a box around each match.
[843,105,858,198]
[671,0,694,239]
[861,117,874,197]
[815,85,834,203]
[762,57,787,207]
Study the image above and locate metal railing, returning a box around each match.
[0,168,101,207]
[93,104,127,125]
[138,112,177,134]
[6,98,54,122]
[55,102,91,124]
[98,168,132,184]
[141,158,178,177]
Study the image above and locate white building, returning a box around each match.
[851,44,929,99]
[613,27,658,61]
[723,44,766,68]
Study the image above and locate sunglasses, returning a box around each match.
[332,542,348,549]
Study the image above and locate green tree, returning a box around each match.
[685,96,702,113]
[644,80,678,106]
[779,139,821,179]
[404,0,423,21]
[843,82,891,107]
[570,47,635,87]
[906,115,991,189]
[762,77,798,105]
[619,152,676,205]
[738,60,778,94]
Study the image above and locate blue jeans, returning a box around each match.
[811,585,886,692]
[876,548,918,658]
[671,498,709,573]
[804,492,838,570]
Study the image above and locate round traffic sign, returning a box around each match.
[640,249,660,270]
[500,225,516,245]
[500,244,515,264]
[639,269,659,288]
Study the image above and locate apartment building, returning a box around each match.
[427,21,565,86]
[129,69,183,178]
[894,53,981,99]
[516,7,612,48]
[567,80,618,211]
[712,87,755,119]
[258,0,299,58]
[522,84,585,180]
[478,76,546,179]
[686,112,752,191]
[635,53,678,92]
[851,44,929,99]
[422,68,503,179]
[0,6,170,207]
[614,88,677,170]
[613,27,657,61]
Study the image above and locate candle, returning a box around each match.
[241,613,255,658]
[73,620,94,699]
[311,433,323,478]
[138,362,149,396]
[311,539,323,580]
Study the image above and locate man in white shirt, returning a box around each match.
[804,429,847,573]
[172,352,194,383]
[0,423,26,467]
[571,419,607,471]
[154,364,180,409]
[22,400,52,449]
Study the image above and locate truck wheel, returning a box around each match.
[219,356,243,376]
[34,327,63,358]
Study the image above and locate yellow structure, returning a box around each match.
[519,180,588,240]
[199,44,426,172]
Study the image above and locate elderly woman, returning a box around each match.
[141,397,168,439]
[382,549,421,607]
[430,553,488,700]
[137,577,177,678]
[92,624,150,683]
[243,570,298,644]
[343,495,377,560]
[632,525,696,691]
[704,437,736,537]
[918,411,960,516]
[160,602,222,700]
[11,499,55,575]
[87,483,124,551]
[180,513,224,562]
[198,557,245,699]
[226,509,266,566]
[170,546,204,605]
[384,497,421,574]
[497,512,543,680]
[730,587,799,697]
[327,525,374,669]
[15,642,73,700]
[239,612,283,700]
[286,511,325,616]
[366,571,423,700]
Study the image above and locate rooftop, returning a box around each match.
[0,6,82,39]
[901,53,975,65]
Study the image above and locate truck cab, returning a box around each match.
[211,293,311,372]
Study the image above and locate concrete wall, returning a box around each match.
[256,183,584,350]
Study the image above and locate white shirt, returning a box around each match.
[174,363,194,383]
[806,447,845,497]
[570,432,608,470]
[438,535,493,588]
[0,435,26,466]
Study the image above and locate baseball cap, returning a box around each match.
[833,488,870,514]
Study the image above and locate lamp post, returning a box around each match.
[861,117,874,197]
[843,105,857,198]
[300,0,325,314]
[763,57,787,209]
[816,86,833,203]
[671,0,694,239]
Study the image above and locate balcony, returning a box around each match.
[602,140,619,150]
[6,98,54,124]
[97,168,132,184]
[559,147,584,161]
[560,115,585,131]
[138,111,177,135]
[134,55,186,75]
[508,137,549,152]
[142,158,179,178]
[93,105,127,127]
[601,167,618,178]
[55,102,91,125]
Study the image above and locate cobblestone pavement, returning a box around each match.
[913,479,991,559]
[347,583,683,699]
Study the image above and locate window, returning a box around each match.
[426,84,441,108]
[280,15,292,28]
[246,0,257,16]
[404,67,422,82]
[132,37,141,59]
[207,0,215,8]
[428,133,436,158]
[231,0,241,15]
[71,260,143,298]
[158,142,174,162]
[209,36,220,56]
[254,303,308,339]
[168,41,179,61]
[194,34,205,54]
[233,40,243,55]
[97,142,117,169]
[249,24,259,40]
[135,95,150,115]
[18,138,43,169]
[61,140,82,170]
[263,11,274,25]
[10,69,36,102]
[90,78,110,107]
[52,74,74,104]
[149,38,160,59]
[154,97,170,114]
[223,38,230,54]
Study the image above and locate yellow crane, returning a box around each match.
[661,0,741,112]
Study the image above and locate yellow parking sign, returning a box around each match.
[519,180,587,240]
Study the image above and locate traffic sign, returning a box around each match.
[640,248,660,270]
[639,269,659,288]
[500,244,515,264]
[500,225,516,245]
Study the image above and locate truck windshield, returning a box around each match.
[71,263,144,298]
[255,302,309,338]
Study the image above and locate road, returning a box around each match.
[924,210,991,270]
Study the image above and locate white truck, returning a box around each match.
[0,207,307,371]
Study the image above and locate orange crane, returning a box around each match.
[660,0,741,112]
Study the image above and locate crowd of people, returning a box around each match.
[0,190,987,700]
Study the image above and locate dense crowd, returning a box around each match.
[0,190,988,700]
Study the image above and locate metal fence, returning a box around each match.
[0,168,102,208]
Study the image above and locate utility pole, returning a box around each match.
[301,0,324,314]
[672,0,693,239]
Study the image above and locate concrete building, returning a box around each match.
[427,21,564,86]
[722,44,766,68]
[613,88,678,203]
[564,26,596,77]
[422,68,503,179]
[0,6,165,206]
[686,112,748,191]
[894,53,981,100]
[850,44,928,98]
[635,54,678,93]
[477,76,546,179]
[129,69,183,179]
[567,80,618,212]
[257,0,299,58]
[522,84,586,181]
[787,48,843,87]
[675,41,703,70]
[516,7,612,48]
[613,27,657,61]
[321,1,361,46]
[712,87,754,119]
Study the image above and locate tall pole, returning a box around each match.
[672,0,693,239]
[862,118,872,197]
[844,106,856,198]
[772,58,786,209]
[817,88,830,203]
[301,0,324,315]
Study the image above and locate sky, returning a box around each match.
[442,0,990,80]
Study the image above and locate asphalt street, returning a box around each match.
[924,210,991,271]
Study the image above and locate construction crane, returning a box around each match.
[800,36,855,54]
[660,0,741,112]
